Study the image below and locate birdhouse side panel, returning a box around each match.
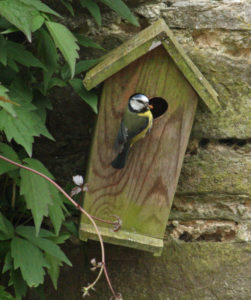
[80,46,198,250]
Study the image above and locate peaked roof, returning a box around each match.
[83,19,220,113]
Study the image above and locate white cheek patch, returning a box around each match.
[130,101,145,111]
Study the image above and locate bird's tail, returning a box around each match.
[111,143,130,169]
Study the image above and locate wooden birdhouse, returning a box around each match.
[79,19,220,256]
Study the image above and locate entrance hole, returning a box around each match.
[149,97,168,119]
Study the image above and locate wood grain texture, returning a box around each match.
[80,46,198,254]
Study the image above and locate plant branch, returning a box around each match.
[91,215,115,225]
[11,182,16,208]
[103,263,117,297]
[0,155,117,299]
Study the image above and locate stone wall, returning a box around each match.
[30,1,251,299]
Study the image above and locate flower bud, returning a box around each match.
[73,175,84,186]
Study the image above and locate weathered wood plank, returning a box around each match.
[161,36,220,114]
[83,19,220,113]
[80,46,198,254]
[83,19,167,91]
[79,224,163,256]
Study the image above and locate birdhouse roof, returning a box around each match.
[83,19,220,113]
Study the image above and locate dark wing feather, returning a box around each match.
[114,108,149,152]
[127,117,149,140]
[114,120,128,152]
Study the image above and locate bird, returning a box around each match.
[111,93,153,169]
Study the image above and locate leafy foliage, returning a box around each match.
[80,0,139,26]
[0,213,14,240]
[45,21,79,79]
[69,78,98,113]
[0,0,138,298]
[0,286,15,300]
[11,236,49,287]
[0,143,21,175]
[0,0,39,42]
[20,161,53,235]
[100,0,139,26]
[80,0,102,26]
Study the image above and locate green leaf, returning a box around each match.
[0,0,40,42]
[48,232,71,244]
[21,158,65,234]
[32,92,52,122]
[61,58,101,81]
[61,0,75,16]
[0,213,14,240]
[11,237,49,287]
[1,27,20,34]
[0,109,35,151]
[0,286,15,300]
[63,220,78,237]
[7,41,45,69]
[45,254,61,289]
[48,77,67,90]
[48,189,65,235]
[0,240,10,259]
[6,59,19,72]
[0,84,16,117]
[0,17,11,29]
[23,157,54,178]
[69,78,98,113]
[0,142,21,175]
[35,228,55,238]
[31,15,44,32]
[75,34,105,50]
[37,28,59,93]
[0,80,54,156]
[16,226,71,266]
[8,79,33,107]
[2,251,12,274]
[45,21,79,79]
[0,109,53,156]
[19,0,61,18]
[37,28,59,69]
[10,268,27,300]
[0,66,17,86]
[0,36,7,66]
[41,70,53,95]
[20,162,53,234]
[76,58,102,73]
[80,0,101,26]
[100,0,139,26]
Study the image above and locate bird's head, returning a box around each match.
[128,94,153,113]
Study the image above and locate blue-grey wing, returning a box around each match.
[114,116,149,152]
[114,120,128,152]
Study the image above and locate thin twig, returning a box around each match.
[91,215,114,224]
[0,155,117,299]
[103,264,116,297]
[11,182,16,208]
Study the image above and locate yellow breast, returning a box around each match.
[130,110,153,146]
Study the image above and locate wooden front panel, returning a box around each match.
[80,46,198,251]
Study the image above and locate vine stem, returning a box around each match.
[91,215,117,225]
[0,155,117,299]
[11,182,16,208]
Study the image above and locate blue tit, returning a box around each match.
[111,93,153,169]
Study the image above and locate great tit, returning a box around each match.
[111,93,153,169]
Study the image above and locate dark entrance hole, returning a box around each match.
[149,97,168,119]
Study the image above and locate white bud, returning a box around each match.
[90,258,96,266]
[72,175,84,186]
[70,186,82,197]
